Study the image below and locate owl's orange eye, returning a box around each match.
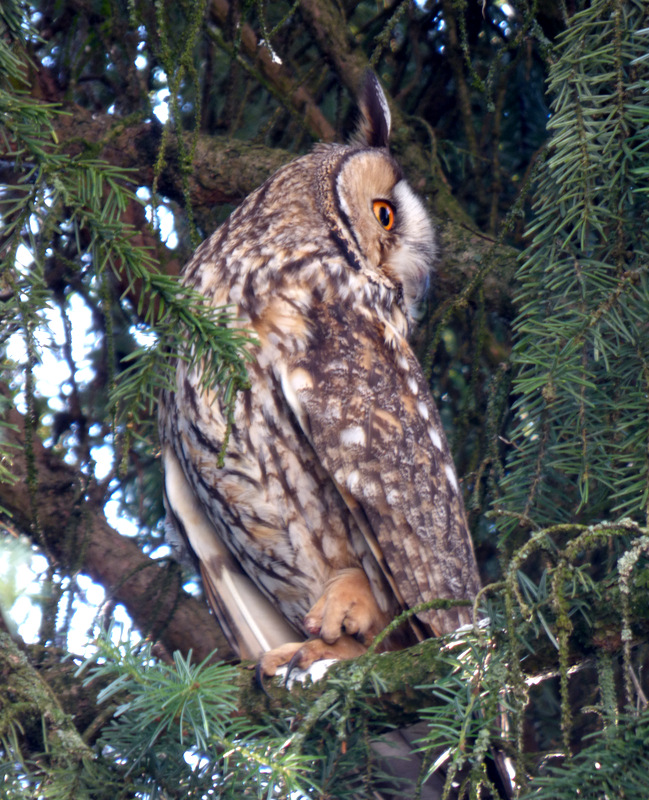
[372,200,395,231]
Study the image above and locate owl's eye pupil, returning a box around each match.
[373,200,395,231]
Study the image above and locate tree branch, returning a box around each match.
[0,631,93,763]
[207,0,337,142]
[0,384,235,663]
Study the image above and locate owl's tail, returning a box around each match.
[162,445,299,659]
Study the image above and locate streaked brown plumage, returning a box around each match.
[159,74,481,672]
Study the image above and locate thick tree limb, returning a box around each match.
[0,383,235,663]
[28,103,519,310]
[1,54,518,315]
[34,107,295,213]
[0,631,93,763]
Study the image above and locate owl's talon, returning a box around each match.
[255,635,369,681]
[258,642,306,677]
[254,661,271,695]
[285,648,305,686]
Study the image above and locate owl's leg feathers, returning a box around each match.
[304,567,390,644]
[258,570,385,678]
[259,635,368,677]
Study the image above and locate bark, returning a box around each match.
[0,50,518,320]
[22,105,295,222]
[207,0,337,142]
[1,100,519,313]
[0,632,93,763]
[0,383,235,664]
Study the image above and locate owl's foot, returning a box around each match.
[304,567,389,644]
[258,634,367,677]
[256,569,387,678]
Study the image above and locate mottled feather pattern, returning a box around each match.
[159,74,481,665]
[281,299,480,635]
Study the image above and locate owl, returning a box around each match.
[158,73,481,675]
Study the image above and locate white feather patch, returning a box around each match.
[278,658,337,690]
[163,446,297,657]
[428,426,443,450]
[374,78,392,138]
[390,180,436,318]
[340,426,366,447]
[444,464,459,493]
[346,469,361,493]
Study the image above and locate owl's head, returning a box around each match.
[316,73,436,320]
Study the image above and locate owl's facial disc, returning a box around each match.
[334,150,436,318]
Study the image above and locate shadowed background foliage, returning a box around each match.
[1,0,649,797]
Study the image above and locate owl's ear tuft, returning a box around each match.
[353,71,391,149]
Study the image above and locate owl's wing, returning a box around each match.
[162,444,300,659]
[276,302,481,637]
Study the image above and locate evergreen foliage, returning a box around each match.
[0,23,253,480]
[1,0,649,798]
[77,637,317,799]
[520,712,649,800]
[498,0,649,543]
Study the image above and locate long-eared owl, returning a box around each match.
[158,73,481,673]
